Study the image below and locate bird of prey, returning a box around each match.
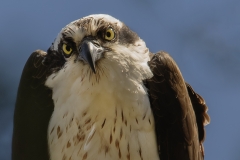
[12,14,210,160]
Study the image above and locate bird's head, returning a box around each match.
[45,14,152,87]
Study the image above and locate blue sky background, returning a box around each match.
[0,0,240,159]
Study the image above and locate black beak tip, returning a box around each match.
[92,68,96,74]
[88,63,96,74]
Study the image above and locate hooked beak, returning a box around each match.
[79,40,104,73]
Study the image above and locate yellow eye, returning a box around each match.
[62,44,73,55]
[104,28,115,41]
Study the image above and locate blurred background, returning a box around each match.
[0,0,239,159]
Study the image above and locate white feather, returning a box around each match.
[46,14,159,160]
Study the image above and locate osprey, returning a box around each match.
[12,14,210,160]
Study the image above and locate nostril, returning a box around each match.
[91,40,101,48]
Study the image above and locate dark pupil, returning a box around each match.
[66,45,71,51]
[106,31,111,37]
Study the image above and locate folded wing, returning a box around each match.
[12,50,54,160]
[146,51,210,160]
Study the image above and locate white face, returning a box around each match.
[46,14,153,89]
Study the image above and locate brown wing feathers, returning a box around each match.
[146,51,209,160]
[186,83,210,144]
[12,50,54,160]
